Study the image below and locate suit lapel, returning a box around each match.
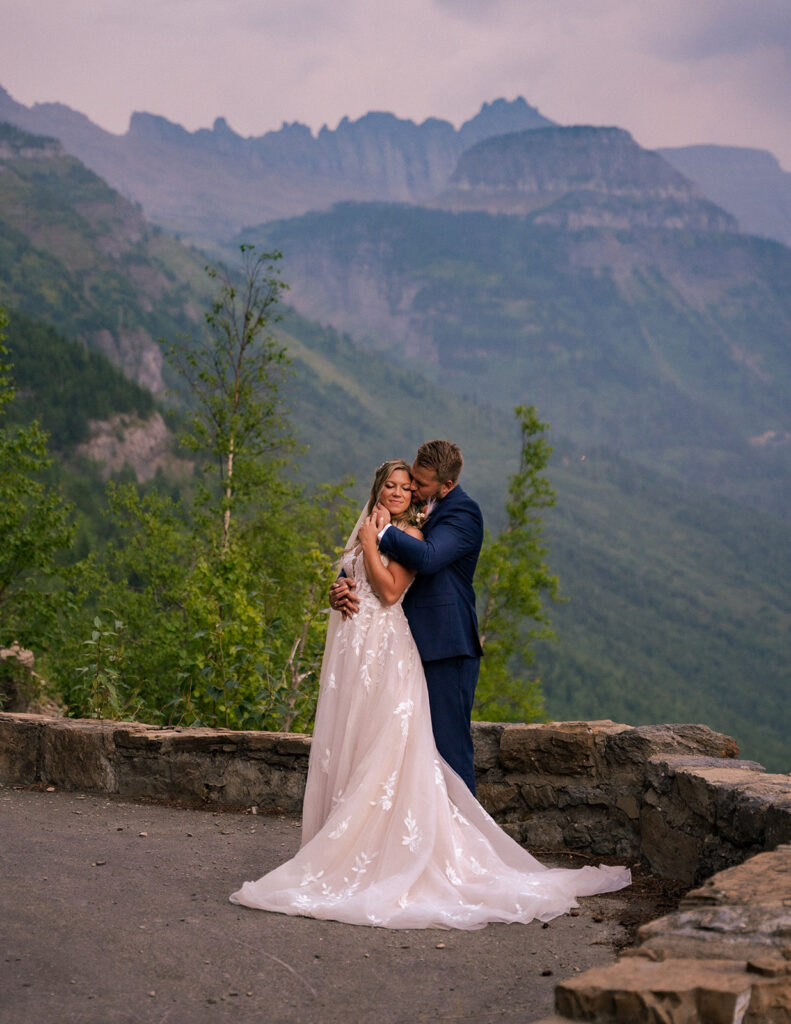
[423,485,463,534]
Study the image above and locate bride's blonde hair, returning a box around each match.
[366,458,415,528]
[343,459,416,556]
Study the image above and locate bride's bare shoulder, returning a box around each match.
[403,526,424,540]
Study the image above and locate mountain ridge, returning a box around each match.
[2,84,790,248]
[0,86,552,242]
[0,121,214,392]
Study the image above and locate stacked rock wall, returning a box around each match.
[544,845,791,1023]
[2,713,788,888]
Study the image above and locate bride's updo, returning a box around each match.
[367,458,416,528]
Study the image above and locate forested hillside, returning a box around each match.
[241,191,791,520]
[0,122,212,392]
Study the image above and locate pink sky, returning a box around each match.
[3,0,790,168]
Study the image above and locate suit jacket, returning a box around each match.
[378,484,484,663]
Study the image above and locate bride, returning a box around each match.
[230,459,630,929]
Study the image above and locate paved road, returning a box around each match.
[1,784,641,1024]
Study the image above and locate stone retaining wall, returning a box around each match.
[2,713,789,887]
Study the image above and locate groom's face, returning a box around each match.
[410,462,446,503]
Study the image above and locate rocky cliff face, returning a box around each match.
[437,127,739,232]
[76,411,190,482]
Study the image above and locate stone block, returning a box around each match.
[615,793,641,820]
[274,733,312,757]
[615,837,638,858]
[640,805,703,883]
[477,782,522,816]
[499,722,598,775]
[634,844,791,970]
[471,721,504,771]
[40,718,118,791]
[746,980,791,1024]
[557,784,609,808]
[765,793,791,848]
[112,724,165,749]
[563,822,592,849]
[716,783,770,846]
[518,782,558,810]
[0,713,42,783]
[683,844,791,910]
[555,957,754,1024]
[117,753,174,799]
[521,818,565,850]
[237,731,280,756]
[605,724,739,769]
[155,728,241,754]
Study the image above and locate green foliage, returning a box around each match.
[165,245,292,550]
[74,615,131,719]
[532,444,791,772]
[474,406,560,722]
[0,308,77,646]
[49,253,355,732]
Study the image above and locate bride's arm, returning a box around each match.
[359,515,422,606]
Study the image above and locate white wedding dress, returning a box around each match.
[230,546,630,929]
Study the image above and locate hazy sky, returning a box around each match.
[2,0,790,168]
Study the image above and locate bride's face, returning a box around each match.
[379,469,414,516]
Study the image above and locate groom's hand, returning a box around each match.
[330,577,359,619]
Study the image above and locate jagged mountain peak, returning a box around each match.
[460,96,554,146]
[128,111,192,143]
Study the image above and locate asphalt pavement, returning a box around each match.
[1,784,650,1024]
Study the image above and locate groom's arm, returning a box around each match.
[379,507,482,575]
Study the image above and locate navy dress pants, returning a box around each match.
[422,656,480,795]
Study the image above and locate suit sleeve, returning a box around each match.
[379,506,482,575]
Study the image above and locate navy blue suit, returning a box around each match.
[378,485,484,793]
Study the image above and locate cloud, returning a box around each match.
[643,0,791,60]
[0,0,789,168]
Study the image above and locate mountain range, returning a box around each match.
[1,85,790,248]
[0,96,789,771]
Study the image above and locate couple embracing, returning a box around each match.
[231,441,629,929]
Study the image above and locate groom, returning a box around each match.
[330,440,484,794]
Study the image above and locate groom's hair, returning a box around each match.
[416,440,463,484]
